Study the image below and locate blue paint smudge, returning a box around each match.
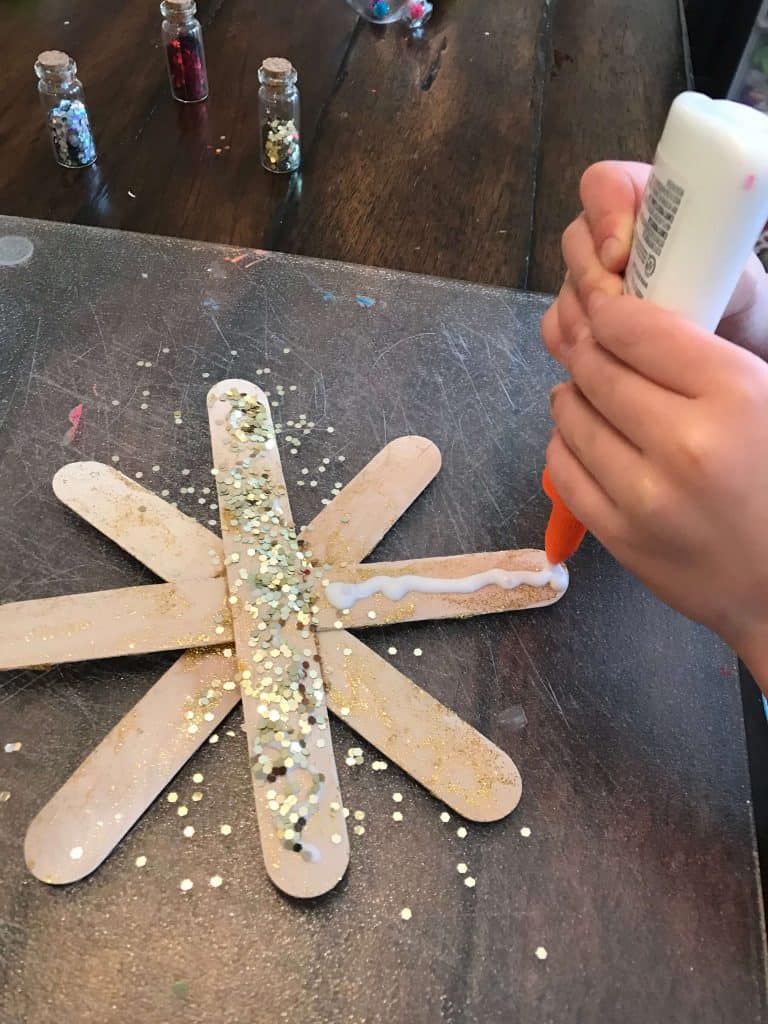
[203,297,221,311]
[355,295,376,309]
[321,292,336,302]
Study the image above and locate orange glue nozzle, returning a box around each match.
[542,466,587,564]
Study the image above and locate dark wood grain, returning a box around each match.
[528,0,689,293]
[0,0,689,289]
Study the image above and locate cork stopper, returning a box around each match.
[259,57,297,87]
[160,0,196,16]
[34,51,76,80]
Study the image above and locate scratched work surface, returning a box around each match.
[0,216,765,1024]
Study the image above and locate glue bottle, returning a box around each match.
[625,91,768,330]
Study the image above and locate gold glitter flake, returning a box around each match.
[177,805,189,817]
[192,772,204,784]
[191,791,204,802]
[167,792,179,803]
[135,855,147,868]
[4,742,22,753]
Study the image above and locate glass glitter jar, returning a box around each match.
[258,59,301,174]
[34,51,97,169]
[161,0,209,104]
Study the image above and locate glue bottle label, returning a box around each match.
[625,155,686,300]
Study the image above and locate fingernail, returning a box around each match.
[588,290,609,317]
[600,236,625,271]
[549,383,565,407]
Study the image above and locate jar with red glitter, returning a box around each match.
[160,0,209,104]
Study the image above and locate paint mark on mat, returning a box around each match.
[63,403,84,446]
[355,295,376,309]
[0,236,34,267]
[321,292,336,302]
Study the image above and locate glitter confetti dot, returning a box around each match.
[440,811,451,823]
[183,826,195,838]
[413,647,423,657]
[167,792,179,803]
[392,811,403,822]
[331,833,342,845]
[343,647,352,656]
[0,791,10,802]
[209,874,223,888]
[70,846,83,860]
[220,824,232,836]
[135,855,147,868]
[209,734,219,744]
[180,878,193,892]
[367,610,377,620]
[392,792,403,803]
[387,646,397,655]
[400,907,412,921]
[4,742,22,753]
[535,946,548,960]
[353,824,365,836]
[192,772,204,784]
[520,826,531,838]
[457,827,468,838]
[177,806,189,817]
[457,863,468,874]
[464,877,476,888]
[192,791,203,802]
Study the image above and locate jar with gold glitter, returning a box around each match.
[258,58,301,174]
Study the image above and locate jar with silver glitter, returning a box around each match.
[34,51,97,169]
[258,58,301,174]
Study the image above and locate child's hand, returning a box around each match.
[547,293,768,689]
[541,160,768,364]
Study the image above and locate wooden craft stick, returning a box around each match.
[317,631,522,821]
[53,462,222,582]
[300,435,441,566]
[315,549,565,630]
[0,578,228,671]
[25,650,240,884]
[207,380,348,898]
[28,440,441,884]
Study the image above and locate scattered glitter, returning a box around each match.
[4,742,22,753]
[339,706,350,717]
[392,811,403,822]
[192,791,203,802]
[111,454,120,463]
[331,833,342,844]
[180,878,193,892]
[192,772,204,784]
[520,826,532,838]
[387,646,397,655]
[219,824,232,836]
[70,846,83,860]
[177,805,189,817]
[457,862,468,874]
[353,810,365,821]
[135,855,147,868]
[167,792,179,803]
[464,877,476,888]
[457,827,468,838]
[535,946,548,961]
[343,647,352,656]
[413,647,423,657]
[209,734,219,744]
[400,907,412,921]
[440,811,451,823]
[392,792,403,803]
[353,824,365,836]
[183,826,195,838]
[0,791,10,802]
[371,760,388,771]
[209,874,223,888]
[367,610,377,620]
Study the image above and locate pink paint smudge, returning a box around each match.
[744,173,756,191]
[63,403,84,445]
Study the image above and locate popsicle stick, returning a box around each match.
[315,549,566,630]
[208,380,348,898]
[300,435,441,566]
[29,438,441,884]
[53,462,223,582]
[318,631,521,821]
[0,578,228,671]
[25,650,240,884]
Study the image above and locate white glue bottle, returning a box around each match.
[625,91,768,331]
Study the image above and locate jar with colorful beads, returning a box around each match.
[34,51,97,169]
[258,58,301,174]
[161,0,209,104]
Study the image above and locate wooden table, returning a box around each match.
[0,0,689,293]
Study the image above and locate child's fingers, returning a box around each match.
[545,428,625,543]
[566,333,689,454]
[590,294,757,397]
[561,214,623,311]
[579,161,651,273]
[549,382,647,509]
